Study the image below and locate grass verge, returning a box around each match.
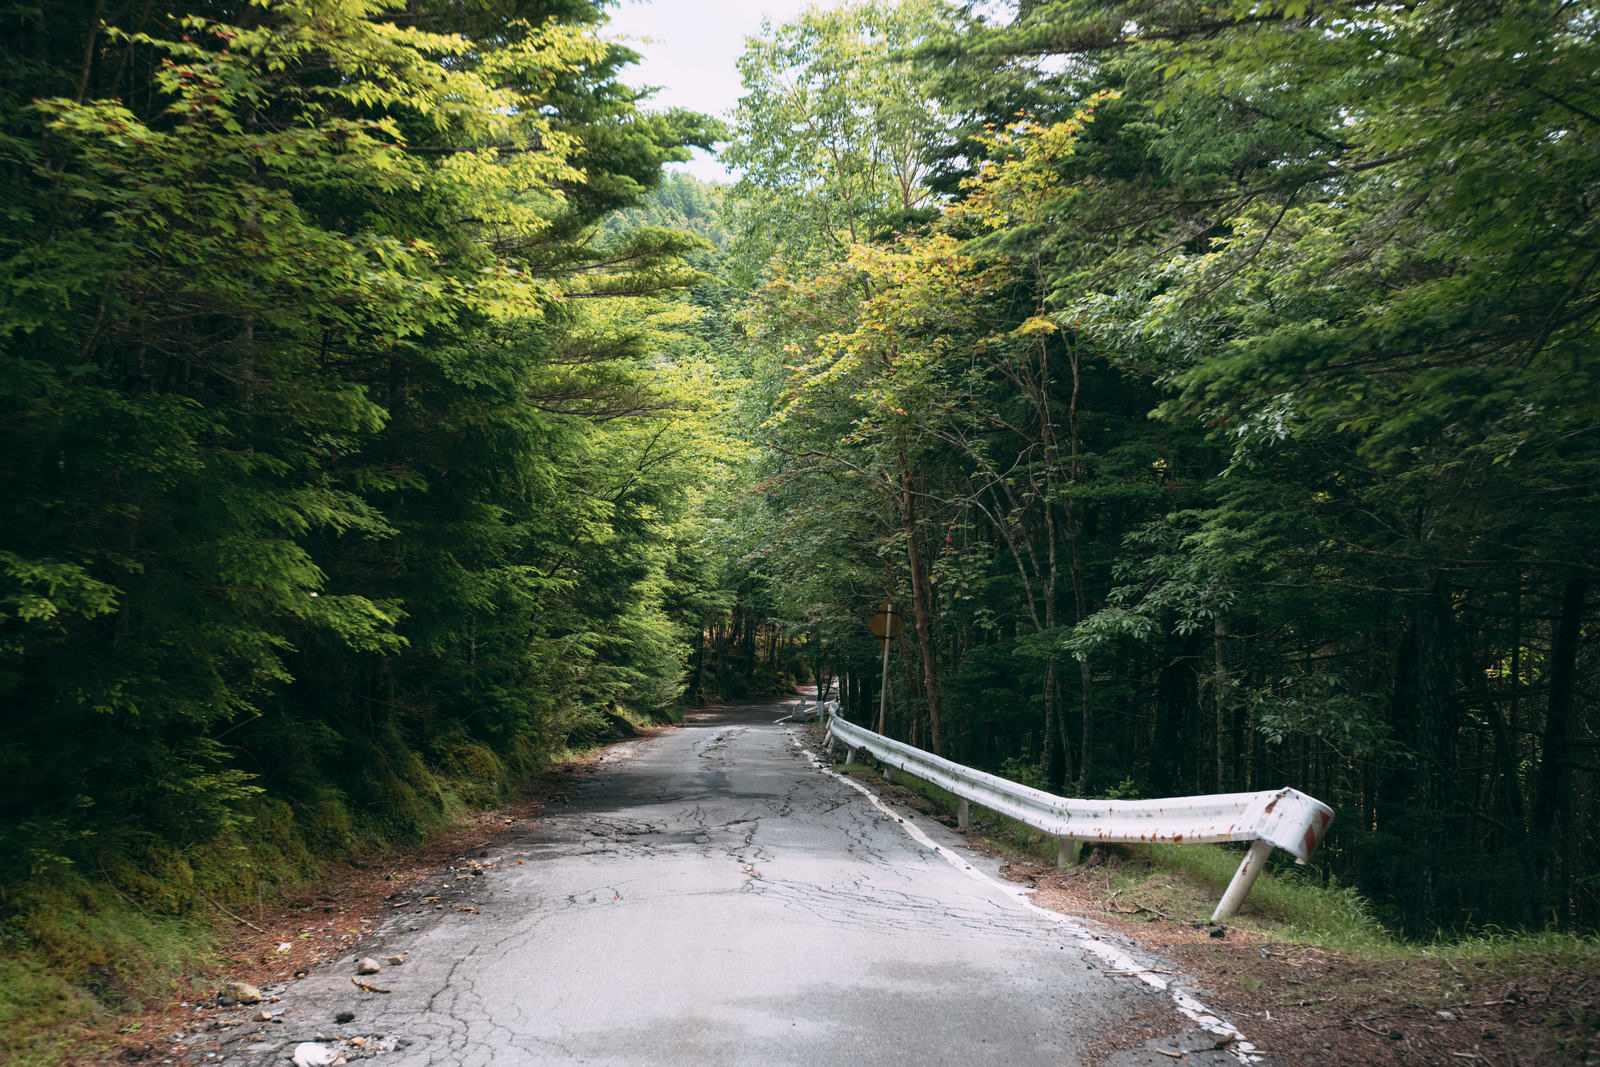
[1,711,673,1067]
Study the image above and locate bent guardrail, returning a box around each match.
[821,704,1333,920]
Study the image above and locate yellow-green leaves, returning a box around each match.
[726,0,958,281]
[954,92,1114,233]
[0,0,722,908]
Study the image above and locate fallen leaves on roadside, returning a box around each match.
[351,978,391,994]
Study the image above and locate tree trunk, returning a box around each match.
[1213,616,1229,793]
[1413,577,1459,819]
[1065,344,1094,796]
[902,466,944,753]
[1042,657,1061,788]
[1382,575,1460,931]
[690,626,705,703]
[1532,575,1587,926]
[1153,633,1199,792]
[1532,575,1587,831]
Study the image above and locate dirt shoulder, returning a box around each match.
[1024,858,1596,1066]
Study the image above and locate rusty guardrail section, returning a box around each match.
[823,705,1333,920]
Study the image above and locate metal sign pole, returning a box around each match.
[865,599,902,736]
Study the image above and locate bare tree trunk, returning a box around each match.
[1065,344,1094,796]
[1213,616,1229,793]
[1380,574,1461,932]
[1153,632,1199,791]
[1533,575,1587,926]
[902,465,944,753]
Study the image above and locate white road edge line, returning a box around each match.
[789,732,1264,1065]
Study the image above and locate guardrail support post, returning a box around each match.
[882,765,893,783]
[1057,836,1077,868]
[1212,838,1274,921]
[957,798,970,830]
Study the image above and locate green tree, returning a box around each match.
[0,0,720,894]
[720,0,1600,935]
[963,0,1600,931]
[723,0,957,281]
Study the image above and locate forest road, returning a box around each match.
[205,696,1268,1066]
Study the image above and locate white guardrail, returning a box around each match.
[822,704,1333,920]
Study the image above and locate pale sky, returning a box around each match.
[604,0,828,183]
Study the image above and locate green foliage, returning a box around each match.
[6,0,1599,1050]
[723,0,1600,936]
[724,0,959,281]
[1132,843,1393,952]
[0,874,217,1060]
[997,757,1049,793]
[0,0,738,1047]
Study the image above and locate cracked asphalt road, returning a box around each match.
[201,698,1265,1066]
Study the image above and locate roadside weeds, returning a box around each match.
[84,733,666,1066]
